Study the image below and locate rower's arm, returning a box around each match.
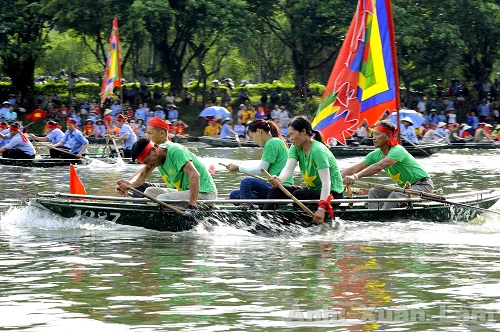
[127,164,156,187]
[278,158,297,182]
[359,158,397,179]
[341,161,368,178]
[78,143,88,156]
[182,161,200,206]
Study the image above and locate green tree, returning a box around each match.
[393,0,465,105]
[247,0,356,86]
[0,0,52,97]
[42,0,140,76]
[451,0,500,82]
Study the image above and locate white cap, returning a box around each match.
[401,117,413,124]
[437,122,446,128]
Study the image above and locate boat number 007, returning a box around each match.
[75,209,121,222]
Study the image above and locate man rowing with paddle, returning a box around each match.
[29,121,70,158]
[115,137,217,221]
[0,122,36,159]
[126,117,173,197]
[264,116,344,224]
[108,114,137,158]
[48,119,89,159]
[342,120,433,210]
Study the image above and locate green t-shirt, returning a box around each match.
[262,137,294,185]
[288,140,344,193]
[364,145,429,188]
[157,142,216,193]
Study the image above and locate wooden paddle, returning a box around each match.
[261,169,335,230]
[234,134,242,148]
[126,185,187,217]
[402,137,431,156]
[49,146,86,159]
[355,180,500,215]
[110,136,124,159]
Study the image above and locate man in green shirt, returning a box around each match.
[342,120,433,209]
[116,137,217,221]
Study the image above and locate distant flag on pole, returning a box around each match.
[25,109,49,122]
[312,0,400,145]
[100,17,122,107]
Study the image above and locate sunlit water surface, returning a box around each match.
[1,144,500,331]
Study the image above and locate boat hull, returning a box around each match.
[29,190,500,233]
[198,136,259,148]
[443,142,499,150]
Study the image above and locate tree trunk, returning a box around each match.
[5,58,36,102]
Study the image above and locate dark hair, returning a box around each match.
[247,119,286,144]
[47,120,58,126]
[131,137,152,162]
[10,122,21,129]
[377,120,396,133]
[288,115,327,146]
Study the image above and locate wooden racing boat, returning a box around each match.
[29,189,500,233]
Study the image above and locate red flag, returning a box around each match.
[69,164,87,195]
[25,109,49,122]
[312,0,400,145]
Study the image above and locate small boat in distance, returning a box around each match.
[198,136,259,148]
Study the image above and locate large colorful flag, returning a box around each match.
[69,164,87,196]
[100,18,122,107]
[25,109,49,122]
[312,0,400,145]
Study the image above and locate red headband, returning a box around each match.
[46,123,58,129]
[0,124,7,129]
[375,124,399,146]
[136,141,155,163]
[10,126,28,143]
[148,117,170,130]
[66,119,76,125]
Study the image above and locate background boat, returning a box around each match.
[198,136,259,148]
[443,141,500,150]
[330,142,447,157]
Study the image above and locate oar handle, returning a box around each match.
[50,146,83,159]
[126,185,186,216]
[355,180,445,200]
[234,135,242,148]
[402,137,431,156]
[261,169,315,217]
[110,136,124,159]
[261,169,335,231]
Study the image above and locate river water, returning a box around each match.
[1,144,500,331]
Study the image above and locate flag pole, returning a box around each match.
[386,0,401,142]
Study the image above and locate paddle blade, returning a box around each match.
[69,164,87,195]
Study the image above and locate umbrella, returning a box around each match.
[388,109,425,128]
[198,106,232,120]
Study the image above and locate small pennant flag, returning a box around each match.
[69,164,87,195]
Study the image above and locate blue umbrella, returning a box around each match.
[388,109,425,128]
[198,106,232,120]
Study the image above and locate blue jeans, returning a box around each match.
[229,177,271,206]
